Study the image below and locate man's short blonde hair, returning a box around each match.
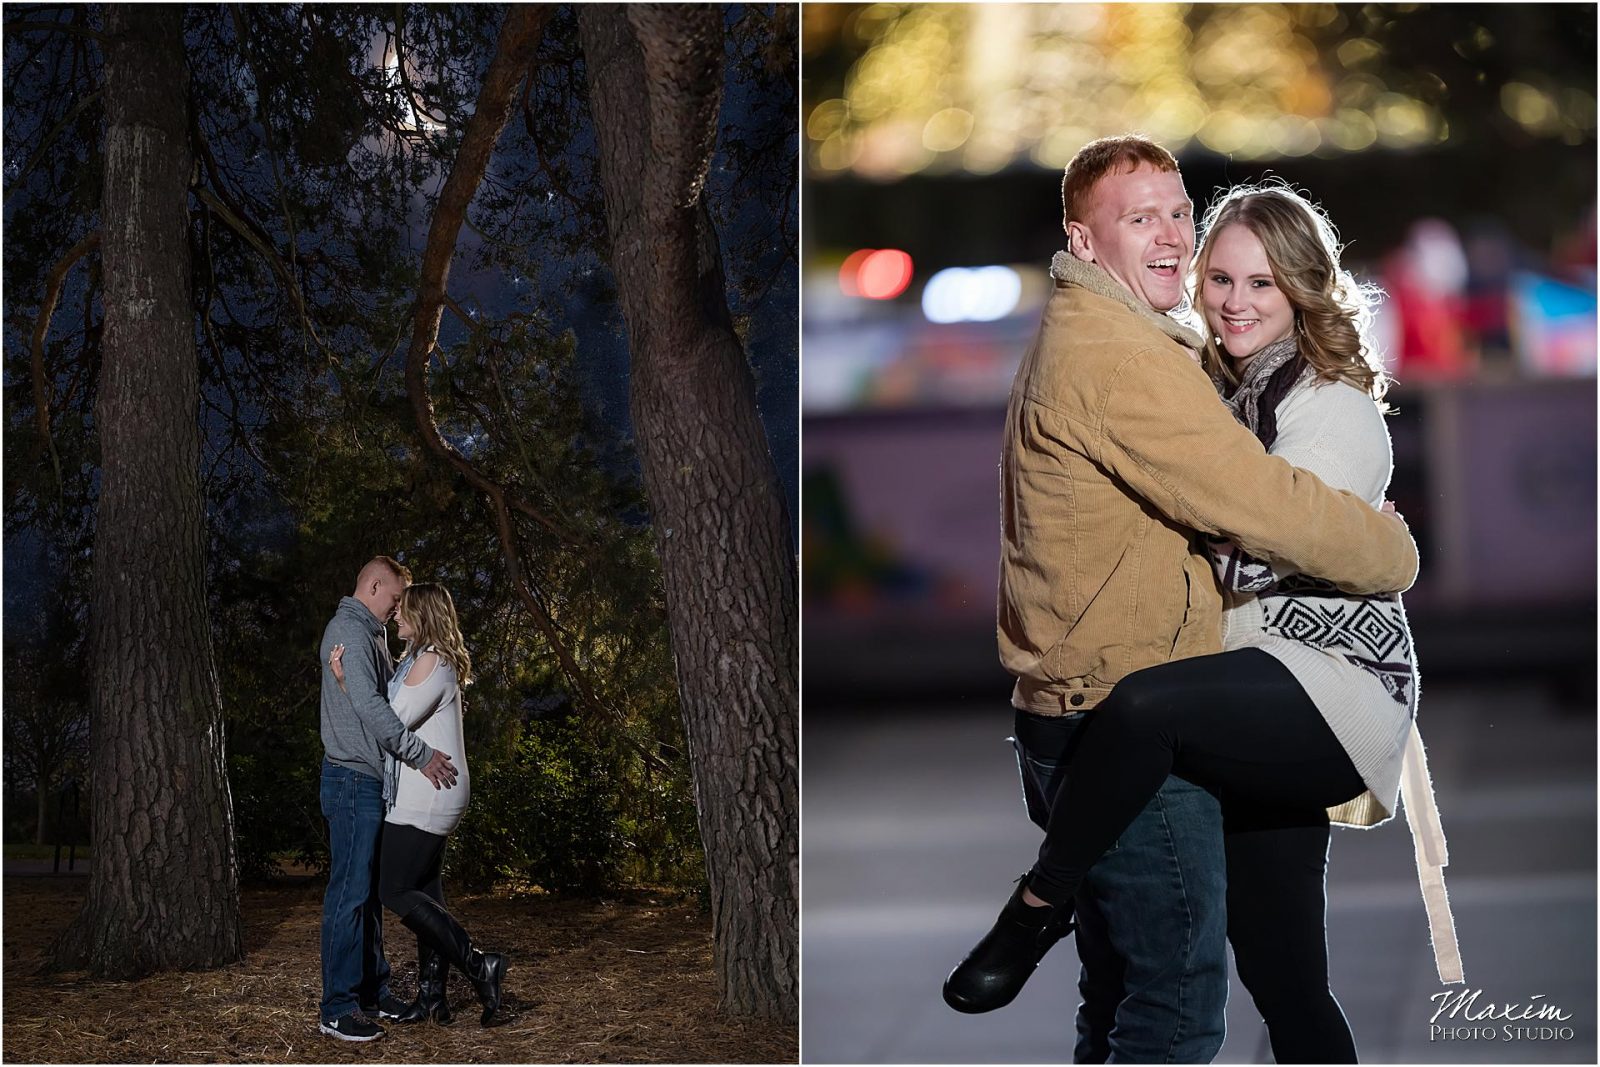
[1061,134,1181,237]
[369,555,412,585]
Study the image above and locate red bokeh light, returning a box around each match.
[838,248,875,297]
[856,249,914,300]
[839,248,914,300]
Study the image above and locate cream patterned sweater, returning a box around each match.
[1210,366,1462,984]
[1210,371,1414,821]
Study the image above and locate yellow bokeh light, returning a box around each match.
[1033,125,1094,170]
[849,3,901,46]
[1560,88,1597,131]
[922,108,975,153]
[808,99,851,142]
[1325,109,1378,151]
[1146,95,1210,143]
[1198,109,1252,154]
[817,131,863,172]
[1335,73,1386,109]
[856,120,932,180]
[1273,115,1323,156]
[1298,4,1344,29]
[1501,82,1561,136]
[807,3,1584,179]
[1374,92,1433,146]
[1336,37,1382,69]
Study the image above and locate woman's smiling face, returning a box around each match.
[395,606,415,642]
[1200,223,1296,364]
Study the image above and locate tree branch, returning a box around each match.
[391,5,451,133]
[3,20,110,43]
[227,5,312,357]
[400,6,665,771]
[192,186,333,360]
[3,87,102,201]
[30,230,100,495]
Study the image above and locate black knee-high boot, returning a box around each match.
[402,898,507,1026]
[396,939,452,1024]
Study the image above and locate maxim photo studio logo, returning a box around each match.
[1429,989,1575,1042]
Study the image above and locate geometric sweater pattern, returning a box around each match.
[1210,542,1418,712]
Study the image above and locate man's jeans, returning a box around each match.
[319,760,392,1023]
[1014,709,1228,1064]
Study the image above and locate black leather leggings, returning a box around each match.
[378,821,447,921]
[1030,648,1368,1063]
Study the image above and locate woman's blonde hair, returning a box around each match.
[1192,182,1389,403]
[398,583,474,688]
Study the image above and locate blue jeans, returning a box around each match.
[1014,709,1228,1064]
[319,760,392,1023]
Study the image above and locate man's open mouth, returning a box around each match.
[1147,258,1179,278]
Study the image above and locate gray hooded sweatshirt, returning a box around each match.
[319,596,434,786]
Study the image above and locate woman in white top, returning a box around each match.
[331,582,505,1026]
[947,186,1454,1061]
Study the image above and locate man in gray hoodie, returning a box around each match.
[317,556,457,1042]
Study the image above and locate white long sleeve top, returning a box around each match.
[383,649,470,836]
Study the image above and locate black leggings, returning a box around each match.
[379,821,448,921]
[1032,648,1367,1064]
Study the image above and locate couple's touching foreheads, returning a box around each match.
[942,134,1460,1063]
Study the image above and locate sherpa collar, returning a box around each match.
[1050,250,1205,352]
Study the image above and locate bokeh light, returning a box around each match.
[798,2,1596,179]
[842,249,915,300]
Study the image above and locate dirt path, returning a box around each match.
[3,877,795,1063]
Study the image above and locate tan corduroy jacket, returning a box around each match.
[1000,253,1419,716]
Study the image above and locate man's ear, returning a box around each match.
[1067,220,1094,262]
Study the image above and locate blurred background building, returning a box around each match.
[800,4,1596,1063]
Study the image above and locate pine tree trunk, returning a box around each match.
[579,4,798,1021]
[36,780,50,847]
[47,3,244,978]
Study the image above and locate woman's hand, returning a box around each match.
[329,643,346,686]
[1381,500,1402,521]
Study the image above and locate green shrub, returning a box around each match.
[448,717,625,893]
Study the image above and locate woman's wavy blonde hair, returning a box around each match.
[1192,182,1390,404]
[398,583,474,688]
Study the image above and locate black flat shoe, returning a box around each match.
[943,875,1076,1014]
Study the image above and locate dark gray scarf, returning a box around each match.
[1222,336,1304,447]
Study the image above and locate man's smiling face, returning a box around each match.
[1068,163,1195,312]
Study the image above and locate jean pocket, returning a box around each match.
[319,774,340,815]
[1013,737,1060,830]
[1012,725,1120,854]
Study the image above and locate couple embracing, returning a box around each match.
[944,135,1460,1062]
[315,556,506,1041]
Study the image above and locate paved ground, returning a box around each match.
[801,682,1596,1064]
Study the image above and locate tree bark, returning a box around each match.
[578,4,798,1020]
[36,781,50,847]
[47,3,244,978]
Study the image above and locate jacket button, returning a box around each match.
[1069,694,1085,707]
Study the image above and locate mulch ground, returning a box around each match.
[2,876,796,1064]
